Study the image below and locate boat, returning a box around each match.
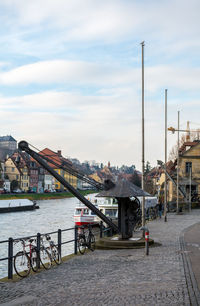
[74,202,99,226]
[74,197,118,226]
[94,198,118,223]
[0,199,39,213]
[74,196,158,226]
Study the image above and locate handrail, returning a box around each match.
[0,223,111,280]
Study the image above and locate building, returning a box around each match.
[0,136,17,151]
[4,157,21,191]
[39,148,78,191]
[157,140,200,203]
[0,136,17,160]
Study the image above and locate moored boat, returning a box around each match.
[94,198,118,223]
[0,199,39,213]
[74,203,99,226]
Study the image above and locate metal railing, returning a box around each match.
[0,222,112,280]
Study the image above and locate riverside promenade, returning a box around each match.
[1,210,200,306]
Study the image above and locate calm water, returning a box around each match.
[0,194,97,279]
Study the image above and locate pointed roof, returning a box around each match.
[0,135,17,142]
[96,178,151,198]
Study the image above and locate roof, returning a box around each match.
[96,178,151,198]
[179,140,200,155]
[39,148,72,169]
[0,136,17,142]
[39,148,63,168]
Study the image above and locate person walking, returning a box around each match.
[158,201,163,218]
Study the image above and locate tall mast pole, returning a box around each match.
[164,89,167,222]
[141,41,145,228]
[177,111,180,213]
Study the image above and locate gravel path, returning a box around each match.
[1,210,200,305]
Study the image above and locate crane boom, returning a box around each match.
[18,141,118,232]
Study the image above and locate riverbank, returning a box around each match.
[0,190,97,201]
[1,210,200,305]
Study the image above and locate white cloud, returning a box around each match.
[1,60,200,94]
[0,0,199,169]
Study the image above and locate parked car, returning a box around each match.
[13,188,23,193]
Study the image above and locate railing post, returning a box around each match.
[110,227,113,237]
[74,226,78,255]
[100,221,103,238]
[8,238,13,279]
[58,229,62,260]
[36,233,41,269]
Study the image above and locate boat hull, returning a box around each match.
[74,216,98,226]
[0,205,39,213]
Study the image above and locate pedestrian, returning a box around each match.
[158,201,163,218]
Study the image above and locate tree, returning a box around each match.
[129,172,141,188]
[144,161,152,175]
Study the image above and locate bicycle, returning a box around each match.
[39,236,52,270]
[77,226,95,255]
[40,234,61,267]
[14,238,38,278]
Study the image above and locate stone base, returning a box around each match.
[96,236,154,249]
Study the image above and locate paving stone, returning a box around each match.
[1,211,200,305]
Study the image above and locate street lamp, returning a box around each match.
[141,41,145,228]
[164,89,167,222]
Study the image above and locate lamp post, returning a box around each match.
[164,89,167,222]
[189,165,192,212]
[177,111,180,213]
[141,41,145,228]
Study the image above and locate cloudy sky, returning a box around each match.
[0,0,200,169]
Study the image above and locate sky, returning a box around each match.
[0,0,200,170]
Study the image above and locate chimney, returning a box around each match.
[186,121,190,142]
[57,150,62,157]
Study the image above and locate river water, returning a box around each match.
[0,194,97,279]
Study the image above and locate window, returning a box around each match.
[185,162,192,174]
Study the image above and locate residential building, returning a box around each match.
[157,140,200,203]
[29,159,39,193]
[39,148,77,191]
[4,157,21,191]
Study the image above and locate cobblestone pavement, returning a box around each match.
[1,211,200,306]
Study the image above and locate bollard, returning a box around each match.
[58,229,62,261]
[140,226,149,256]
[8,238,13,279]
[36,233,41,269]
[74,226,78,255]
[145,229,149,256]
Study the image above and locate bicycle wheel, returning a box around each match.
[78,236,86,255]
[39,247,51,269]
[89,234,95,252]
[51,245,61,265]
[14,251,31,278]
[30,247,39,272]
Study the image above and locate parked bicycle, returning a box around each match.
[77,226,95,255]
[39,234,61,269]
[14,238,38,278]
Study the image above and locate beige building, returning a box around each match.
[159,141,200,203]
[4,157,21,190]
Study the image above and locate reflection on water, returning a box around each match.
[0,194,96,279]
